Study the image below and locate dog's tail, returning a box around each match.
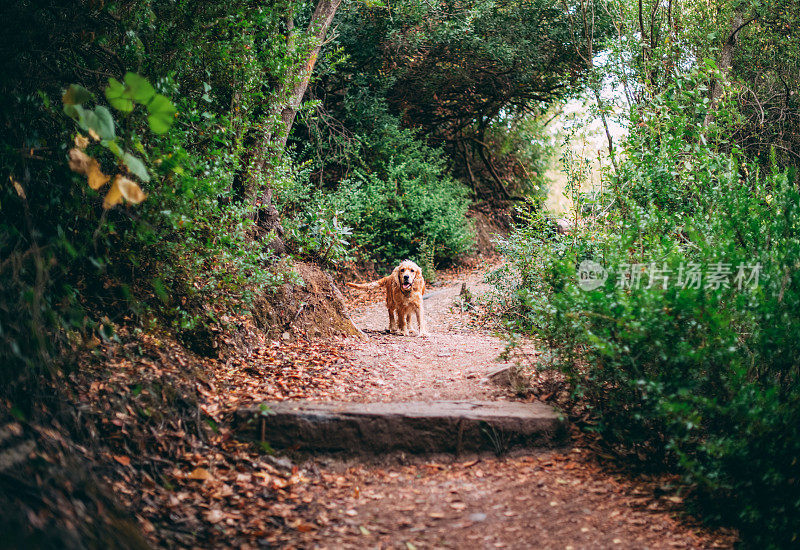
[346,276,391,291]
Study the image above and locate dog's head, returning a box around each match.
[396,260,422,292]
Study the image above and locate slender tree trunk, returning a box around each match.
[458,137,477,197]
[239,0,342,250]
[563,0,618,173]
[704,10,754,126]
[474,137,512,201]
[252,0,342,179]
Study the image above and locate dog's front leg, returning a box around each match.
[416,304,428,337]
[398,308,410,336]
[388,308,398,333]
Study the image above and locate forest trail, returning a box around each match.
[328,265,510,402]
[276,264,736,549]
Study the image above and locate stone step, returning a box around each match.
[233,400,566,454]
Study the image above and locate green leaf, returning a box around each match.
[152,278,168,303]
[146,94,176,134]
[93,106,116,140]
[62,84,91,106]
[69,104,90,127]
[63,103,79,119]
[106,139,123,158]
[121,151,150,182]
[124,72,155,104]
[105,77,134,112]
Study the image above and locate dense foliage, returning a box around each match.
[299,0,604,201]
[2,0,598,392]
[495,0,800,545]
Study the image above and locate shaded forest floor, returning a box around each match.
[3,259,738,549]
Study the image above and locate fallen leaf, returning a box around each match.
[113,454,130,466]
[103,178,123,209]
[68,148,110,190]
[11,178,25,199]
[187,467,212,481]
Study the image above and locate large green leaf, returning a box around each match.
[146,94,176,134]
[105,139,123,158]
[121,151,150,182]
[63,103,79,119]
[69,104,91,128]
[124,72,155,104]
[71,106,115,141]
[105,77,134,112]
[93,106,116,140]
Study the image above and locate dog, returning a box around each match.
[347,259,427,337]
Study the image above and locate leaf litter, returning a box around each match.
[41,258,737,548]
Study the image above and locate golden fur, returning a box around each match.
[347,260,427,337]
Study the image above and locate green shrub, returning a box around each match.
[319,123,474,267]
[497,64,800,547]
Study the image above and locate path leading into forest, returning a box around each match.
[333,268,510,402]
[276,265,736,549]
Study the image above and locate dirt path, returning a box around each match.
[279,266,737,549]
[329,269,508,402]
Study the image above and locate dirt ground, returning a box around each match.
[326,264,509,402]
[278,263,738,549]
[26,259,736,549]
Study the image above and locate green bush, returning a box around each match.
[497,64,800,547]
[321,126,474,266]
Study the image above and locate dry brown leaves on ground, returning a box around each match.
[47,258,738,548]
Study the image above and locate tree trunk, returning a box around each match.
[704,10,754,127]
[252,0,342,180]
[562,0,618,173]
[239,0,342,250]
[474,137,512,201]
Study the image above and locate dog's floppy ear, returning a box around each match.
[412,265,425,292]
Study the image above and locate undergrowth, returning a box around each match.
[495,64,800,548]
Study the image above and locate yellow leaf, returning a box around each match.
[68,148,91,174]
[114,175,146,204]
[113,454,131,466]
[68,148,110,190]
[87,163,110,190]
[74,134,89,149]
[187,467,213,481]
[88,128,100,141]
[103,179,123,209]
[10,177,25,199]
